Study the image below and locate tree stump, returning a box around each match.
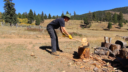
[78,46,90,59]
[78,38,90,59]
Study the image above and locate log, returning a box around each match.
[101,42,111,49]
[109,44,121,56]
[81,38,88,46]
[115,40,127,48]
[94,47,114,56]
[78,46,90,59]
[118,48,128,59]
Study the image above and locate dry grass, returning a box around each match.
[0,20,128,72]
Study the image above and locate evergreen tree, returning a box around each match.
[112,13,118,24]
[56,15,59,18]
[33,11,36,20]
[105,12,112,21]
[66,11,69,14]
[18,13,22,18]
[118,12,123,23]
[28,9,34,24]
[41,11,44,22]
[92,12,96,20]
[52,16,56,19]
[23,12,28,18]
[37,14,41,23]
[48,13,51,19]
[118,22,123,28]
[0,12,2,22]
[84,17,89,25]
[4,0,18,26]
[61,12,64,17]
[44,14,47,19]
[21,13,26,19]
[107,22,112,30]
[74,11,76,16]
[35,15,40,25]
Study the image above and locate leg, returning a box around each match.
[54,30,63,52]
[47,27,57,52]
[54,30,60,50]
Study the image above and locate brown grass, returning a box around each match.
[0,20,128,72]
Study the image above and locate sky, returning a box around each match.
[0,0,128,16]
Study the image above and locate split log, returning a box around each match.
[94,47,114,56]
[109,44,121,56]
[118,48,128,59]
[101,42,111,49]
[81,38,88,46]
[115,40,127,48]
[78,46,90,59]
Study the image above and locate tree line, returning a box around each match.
[1,0,128,27]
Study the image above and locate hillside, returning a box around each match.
[73,6,128,20]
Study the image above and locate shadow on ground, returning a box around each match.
[39,46,52,54]
[102,58,128,72]
[73,51,79,59]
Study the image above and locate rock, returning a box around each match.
[93,67,99,72]
[80,66,84,69]
[102,68,108,72]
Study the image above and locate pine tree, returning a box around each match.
[61,12,64,17]
[118,22,123,28]
[18,13,22,18]
[4,0,18,26]
[52,16,56,19]
[92,12,96,21]
[44,14,47,19]
[112,13,117,24]
[28,9,34,24]
[41,11,44,22]
[84,17,89,25]
[56,15,59,19]
[48,13,51,19]
[107,22,112,30]
[35,15,40,25]
[33,11,36,20]
[21,13,26,19]
[0,12,3,22]
[105,12,112,21]
[23,12,28,18]
[37,14,41,23]
[66,11,69,14]
[74,11,76,16]
[118,12,123,23]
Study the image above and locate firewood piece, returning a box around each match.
[78,46,90,59]
[94,47,114,56]
[110,44,121,56]
[81,38,88,46]
[118,48,128,59]
[101,42,111,49]
[104,36,109,43]
[115,40,127,48]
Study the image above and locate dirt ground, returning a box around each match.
[0,26,128,72]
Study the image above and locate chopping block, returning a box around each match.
[78,38,90,59]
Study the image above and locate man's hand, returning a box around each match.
[68,35,72,39]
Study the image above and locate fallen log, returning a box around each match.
[115,40,127,48]
[94,47,114,56]
[109,44,121,56]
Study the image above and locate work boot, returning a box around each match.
[57,49,63,52]
[51,52,59,56]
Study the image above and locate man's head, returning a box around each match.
[63,14,71,22]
